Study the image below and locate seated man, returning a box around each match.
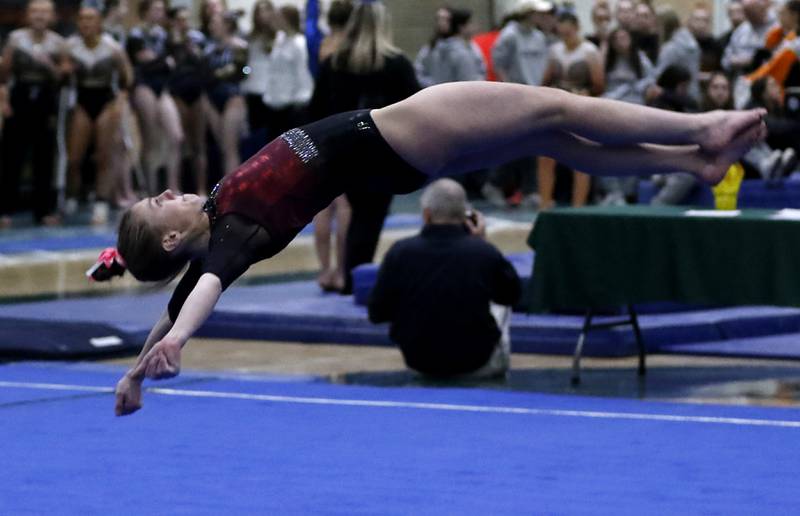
[367,179,521,378]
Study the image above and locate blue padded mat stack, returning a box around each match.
[638,177,800,208]
[4,278,800,358]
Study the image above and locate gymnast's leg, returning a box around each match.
[372,82,765,181]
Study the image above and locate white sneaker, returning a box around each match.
[760,149,783,181]
[776,148,798,181]
[91,201,110,226]
[63,198,79,216]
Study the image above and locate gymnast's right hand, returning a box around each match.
[115,374,143,416]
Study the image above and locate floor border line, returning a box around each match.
[3,380,800,428]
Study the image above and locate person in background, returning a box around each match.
[487,0,550,208]
[719,0,747,51]
[648,65,700,205]
[704,71,795,181]
[414,5,451,88]
[652,5,701,102]
[65,3,134,224]
[312,0,353,292]
[615,0,636,32]
[425,7,485,84]
[203,10,248,176]
[632,1,660,64]
[103,0,128,45]
[309,0,419,294]
[0,0,67,228]
[748,75,800,175]
[538,11,603,210]
[319,0,353,62]
[722,0,776,76]
[598,27,654,205]
[368,179,521,379]
[167,6,208,196]
[200,0,227,37]
[746,0,800,94]
[127,0,183,195]
[586,1,612,50]
[687,3,723,81]
[242,1,313,145]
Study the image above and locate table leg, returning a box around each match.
[571,309,594,386]
[627,304,647,377]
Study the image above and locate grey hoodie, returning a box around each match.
[491,21,548,86]
[655,27,701,101]
[422,36,486,85]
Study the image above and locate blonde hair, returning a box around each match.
[332,1,399,74]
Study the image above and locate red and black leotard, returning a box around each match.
[167,109,427,322]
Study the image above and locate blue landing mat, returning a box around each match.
[662,333,800,359]
[2,362,800,514]
[4,279,800,359]
[0,213,423,255]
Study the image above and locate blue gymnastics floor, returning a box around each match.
[2,362,800,515]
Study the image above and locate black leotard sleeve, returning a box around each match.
[166,213,273,323]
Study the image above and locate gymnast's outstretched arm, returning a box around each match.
[115,274,221,416]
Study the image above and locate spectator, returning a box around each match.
[167,6,208,196]
[309,0,419,294]
[486,0,550,208]
[368,179,521,379]
[414,6,452,88]
[242,2,312,147]
[703,72,795,181]
[746,0,800,93]
[648,65,699,205]
[586,1,612,50]
[722,0,776,76]
[200,0,227,37]
[65,3,134,224]
[687,3,723,79]
[719,1,747,51]
[653,6,701,102]
[127,0,183,195]
[0,0,67,228]
[538,11,603,210]
[632,1,659,64]
[319,0,353,62]
[749,75,800,168]
[615,0,636,32]
[598,27,654,205]
[313,0,353,292]
[425,7,486,84]
[203,10,248,175]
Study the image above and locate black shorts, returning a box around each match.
[301,110,428,195]
[76,87,115,120]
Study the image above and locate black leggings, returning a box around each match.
[0,83,58,221]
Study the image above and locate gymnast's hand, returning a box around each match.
[115,374,143,416]
[134,337,183,381]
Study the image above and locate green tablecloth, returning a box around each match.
[527,206,800,312]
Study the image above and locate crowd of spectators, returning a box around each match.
[0,0,799,252]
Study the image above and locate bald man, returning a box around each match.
[368,179,521,379]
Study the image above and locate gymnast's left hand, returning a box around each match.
[135,337,183,380]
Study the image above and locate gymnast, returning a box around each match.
[97,81,766,416]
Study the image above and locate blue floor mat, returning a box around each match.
[4,279,800,359]
[0,214,423,255]
[2,362,800,515]
[662,333,800,359]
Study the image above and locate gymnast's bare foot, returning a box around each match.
[697,108,766,155]
[698,121,766,184]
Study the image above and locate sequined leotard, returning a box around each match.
[167,109,427,322]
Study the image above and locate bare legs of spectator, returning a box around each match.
[313,194,351,291]
[207,96,245,175]
[536,156,591,210]
[175,97,208,196]
[132,86,183,194]
[373,82,766,184]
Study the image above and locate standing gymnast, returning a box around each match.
[99,80,766,415]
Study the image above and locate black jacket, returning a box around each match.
[368,224,521,376]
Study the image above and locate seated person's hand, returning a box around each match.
[465,209,486,238]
